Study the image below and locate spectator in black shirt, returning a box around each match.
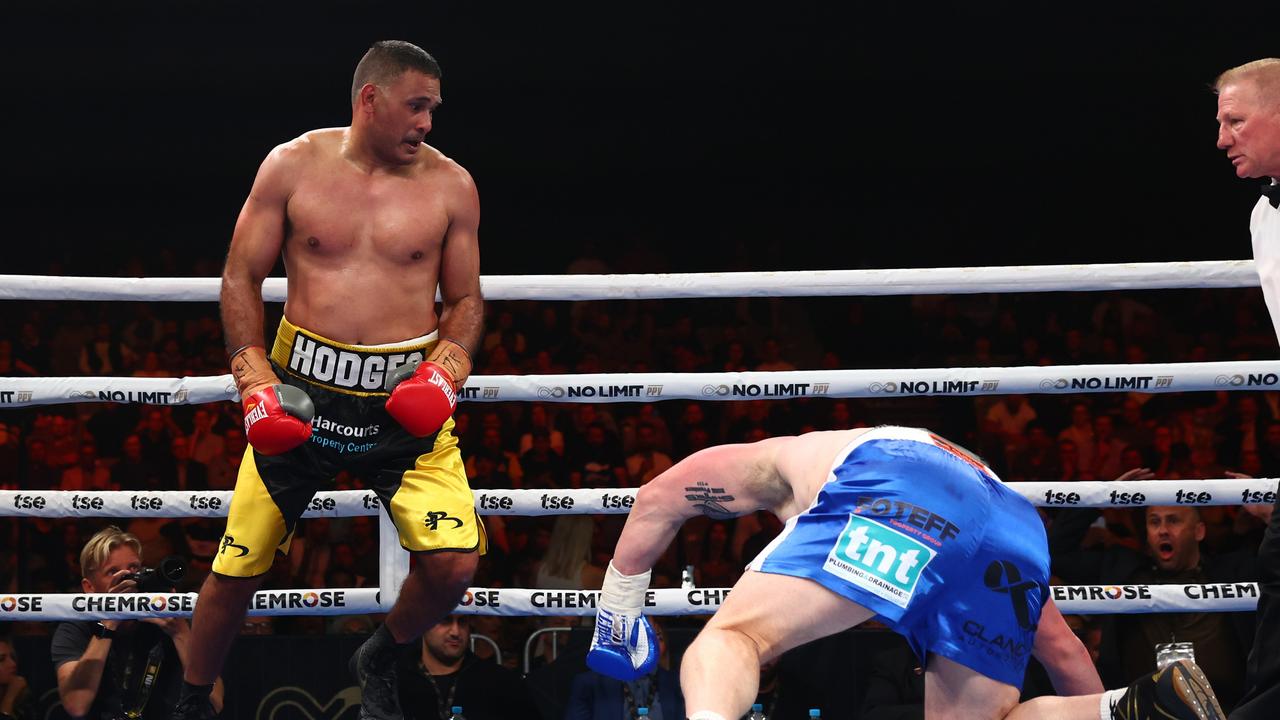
[84,403,137,461]
[859,637,925,720]
[135,409,180,468]
[396,615,533,720]
[19,440,56,491]
[10,322,47,376]
[673,402,711,458]
[467,449,513,490]
[1007,422,1060,482]
[111,435,160,492]
[0,424,21,488]
[1259,421,1280,477]
[79,322,133,375]
[1049,488,1256,710]
[163,437,208,492]
[521,428,568,489]
[568,423,627,489]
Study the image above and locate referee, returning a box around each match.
[1214,57,1280,719]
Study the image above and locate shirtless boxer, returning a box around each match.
[588,426,1226,720]
[174,41,483,720]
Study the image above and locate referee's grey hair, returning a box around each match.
[1215,58,1280,109]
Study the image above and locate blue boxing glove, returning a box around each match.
[587,606,658,681]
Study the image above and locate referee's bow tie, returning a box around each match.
[1263,181,1280,209]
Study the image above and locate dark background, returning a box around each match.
[2,2,1278,276]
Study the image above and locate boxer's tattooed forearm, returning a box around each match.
[230,349,270,392]
[429,341,472,388]
[436,353,467,382]
[685,481,737,519]
[230,354,256,382]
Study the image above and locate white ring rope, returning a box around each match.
[2,482,1277,521]
[0,489,637,518]
[0,261,1258,302]
[5,360,1280,407]
[0,583,1259,621]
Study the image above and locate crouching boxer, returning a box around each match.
[589,426,1227,720]
[174,40,484,720]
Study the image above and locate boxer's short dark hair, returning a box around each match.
[351,40,441,104]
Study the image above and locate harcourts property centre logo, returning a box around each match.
[824,514,936,608]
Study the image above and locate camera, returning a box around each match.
[122,555,186,592]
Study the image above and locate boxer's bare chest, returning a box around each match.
[277,151,454,342]
[284,158,450,268]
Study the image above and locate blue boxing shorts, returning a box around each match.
[746,426,1049,688]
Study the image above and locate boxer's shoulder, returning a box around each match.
[777,429,875,474]
[411,148,479,219]
[413,145,476,189]
[254,130,335,191]
[777,428,932,513]
[273,128,341,162]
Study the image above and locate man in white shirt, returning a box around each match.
[1214,57,1280,720]
[985,394,1038,440]
[186,408,225,467]
[626,422,673,486]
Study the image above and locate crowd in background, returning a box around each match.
[0,246,1277,715]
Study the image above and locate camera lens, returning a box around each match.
[158,555,186,584]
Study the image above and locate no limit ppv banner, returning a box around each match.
[6,361,1280,406]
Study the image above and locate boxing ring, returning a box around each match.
[0,259,1275,625]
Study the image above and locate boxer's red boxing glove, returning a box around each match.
[384,360,457,437]
[243,385,315,455]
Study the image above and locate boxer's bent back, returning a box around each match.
[747,425,1049,687]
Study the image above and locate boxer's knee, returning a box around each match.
[701,617,775,663]
[413,549,477,598]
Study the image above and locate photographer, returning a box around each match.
[51,526,224,719]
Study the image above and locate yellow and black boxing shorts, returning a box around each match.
[214,317,486,578]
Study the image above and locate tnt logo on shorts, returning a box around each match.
[824,514,937,608]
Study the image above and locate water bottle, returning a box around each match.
[681,564,695,589]
[637,708,649,717]
[808,710,821,718]
[449,707,465,720]
[1156,641,1196,670]
[747,702,767,719]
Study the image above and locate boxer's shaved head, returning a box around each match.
[351,40,441,106]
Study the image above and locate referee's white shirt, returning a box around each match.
[1252,179,1280,342]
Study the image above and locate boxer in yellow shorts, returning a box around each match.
[214,317,486,579]
[179,41,486,720]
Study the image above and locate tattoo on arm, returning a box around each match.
[436,353,467,382]
[230,354,256,383]
[685,481,738,519]
[228,347,275,396]
[428,339,473,389]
